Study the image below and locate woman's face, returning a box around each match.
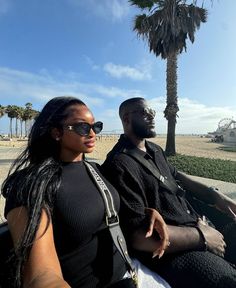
[58,104,98,162]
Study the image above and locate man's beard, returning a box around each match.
[132,122,156,139]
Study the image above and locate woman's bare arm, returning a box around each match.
[7,207,70,288]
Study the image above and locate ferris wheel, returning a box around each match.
[217,118,233,131]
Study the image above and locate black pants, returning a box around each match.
[154,199,236,288]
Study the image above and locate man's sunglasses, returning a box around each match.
[64,121,103,136]
[130,107,156,118]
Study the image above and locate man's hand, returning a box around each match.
[198,219,226,257]
[145,208,169,258]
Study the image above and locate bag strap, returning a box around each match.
[122,148,179,194]
[84,161,138,286]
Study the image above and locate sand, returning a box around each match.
[89,135,236,162]
[0,135,235,222]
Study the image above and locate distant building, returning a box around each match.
[208,118,236,144]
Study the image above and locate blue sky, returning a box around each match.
[0,0,235,135]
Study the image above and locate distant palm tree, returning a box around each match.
[5,105,17,138]
[0,105,5,137]
[0,105,5,119]
[130,0,207,155]
[22,103,35,137]
[18,106,25,138]
[13,105,22,138]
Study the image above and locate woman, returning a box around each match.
[2,96,170,288]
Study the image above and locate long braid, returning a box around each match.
[1,96,86,287]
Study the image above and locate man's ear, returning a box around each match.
[122,113,130,125]
[51,128,61,141]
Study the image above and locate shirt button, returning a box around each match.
[186,209,191,214]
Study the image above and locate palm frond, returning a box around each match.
[132,0,207,59]
[133,14,149,33]
[129,0,155,9]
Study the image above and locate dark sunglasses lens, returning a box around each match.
[93,122,103,134]
[74,123,90,136]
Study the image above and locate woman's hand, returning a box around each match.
[145,208,169,258]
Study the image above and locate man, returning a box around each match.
[102,97,236,288]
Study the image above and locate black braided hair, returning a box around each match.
[1,96,86,287]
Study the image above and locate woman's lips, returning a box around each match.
[84,140,95,148]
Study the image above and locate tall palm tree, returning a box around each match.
[130,0,207,155]
[5,105,17,138]
[22,103,35,137]
[18,106,25,138]
[0,105,5,118]
[0,105,5,137]
[13,105,22,138]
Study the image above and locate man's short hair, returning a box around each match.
[119,97,145,120]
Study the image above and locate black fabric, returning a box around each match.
[151,251,236,288]
[0,222,13,288]
[106,278,136,288]
[123,147,179,194]
[102,135,199,237]
[4,161,127,288]
[102,134,236,288]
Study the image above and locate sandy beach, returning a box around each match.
[89,135,236,162]
[0,135,235,222]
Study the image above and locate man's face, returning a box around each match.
[129,100,156,139]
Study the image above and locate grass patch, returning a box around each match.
[167,154,236,183]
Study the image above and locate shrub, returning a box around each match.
[167,154,236,183]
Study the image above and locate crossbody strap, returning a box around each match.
[84,161,138,286]
[122,148,179,194]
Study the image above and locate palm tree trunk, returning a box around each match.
[164,52,179,156]
[20,120,23,138]
[15,118,18,138]
[10,118,13,139]
[24,121,27,137]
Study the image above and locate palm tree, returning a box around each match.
[22,103,35,137]
[0,105,5,118]
[18,106,25,138]
[13,105,22,138]
[0,105,5,137]
[5,105,17,138]
[130,0,207,155]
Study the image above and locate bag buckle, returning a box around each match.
[106,215,119,227]
[130,270,138,287]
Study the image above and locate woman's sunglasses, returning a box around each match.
[64,121,103,136]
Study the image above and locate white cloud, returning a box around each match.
[68,0,130,21]
[0,67,103,108]
[148,97,236,135]
[83,55,100,71]
[93,84,143,98]
[104,62,152,80]
[1,67,235,135]
[110,0,130,20]
[0,67,145,109]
